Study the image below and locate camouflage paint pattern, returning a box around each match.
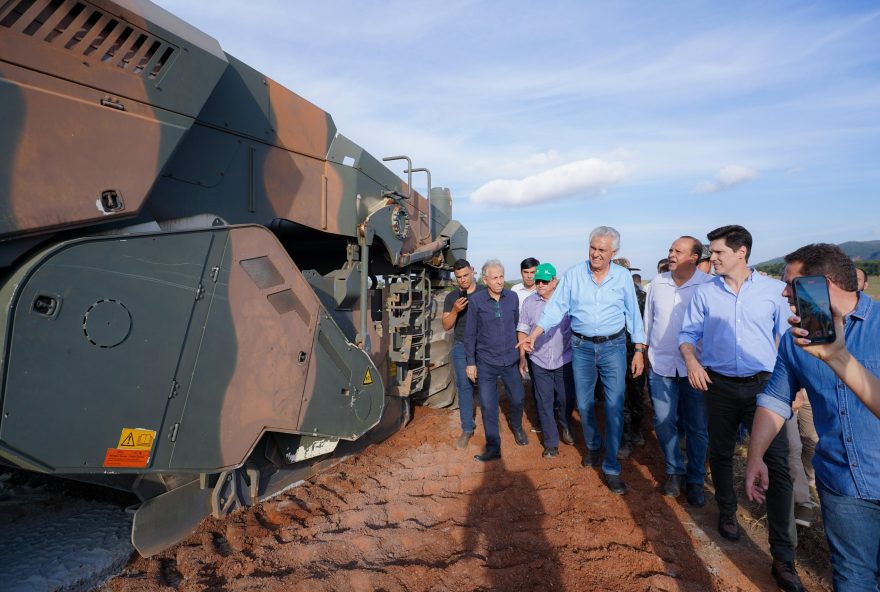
[0,0,466,556]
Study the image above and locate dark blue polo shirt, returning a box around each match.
[463,288,520,366]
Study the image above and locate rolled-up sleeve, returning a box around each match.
[678,288,706,348]
[757,335,801,419]
[538,275,570,332]
[517,297,533,334]
[624,277,646,343]
[643,279,655,344]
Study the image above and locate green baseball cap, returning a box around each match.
[534,262,556,281]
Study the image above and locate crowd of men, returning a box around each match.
[442,225,879,592]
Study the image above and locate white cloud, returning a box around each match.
[470,158,627,206]
[692,164,759,194]
[522,150,562,168]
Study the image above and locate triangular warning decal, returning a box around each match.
[120,432,135,447]
[363,368,373,385]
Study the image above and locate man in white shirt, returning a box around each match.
[511,257,540,312]
[643,236,712,505]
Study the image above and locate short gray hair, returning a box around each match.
[589,226,620,252]
[481,258,504,277]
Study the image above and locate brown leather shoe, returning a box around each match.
[718,514,740,541]
[771,560,806,592]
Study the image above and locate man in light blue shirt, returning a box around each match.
[678,225,803,592]
[519,226,645,495]
[745,243,880,592]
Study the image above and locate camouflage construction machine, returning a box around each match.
[0,0,467,556]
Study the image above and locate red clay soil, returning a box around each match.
[98,402,831,592]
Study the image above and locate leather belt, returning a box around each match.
[572,327,625,343]
[707,369,771,384]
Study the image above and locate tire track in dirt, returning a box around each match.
[98,404,830,592]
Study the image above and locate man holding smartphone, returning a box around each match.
[442,259,484,449]
[746,243,880,592]
[678,225,803,592]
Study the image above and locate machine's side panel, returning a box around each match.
[0,232,215,470]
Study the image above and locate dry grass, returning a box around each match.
[732,440,832,589]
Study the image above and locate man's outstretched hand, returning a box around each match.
[516,335,535,354]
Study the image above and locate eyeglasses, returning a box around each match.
[535,279,550,285]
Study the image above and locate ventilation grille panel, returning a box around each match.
[1,0,177,80]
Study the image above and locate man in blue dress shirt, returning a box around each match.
[746,243,880,592]
[679,225,803,592]
[464,259,529,462]
[519,226,646,495]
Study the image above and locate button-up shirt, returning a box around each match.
[679,271,790,376]
[758,293,880,500]
[538,262,645,343]
[644,270,713,377]
[464,288,520,366]
[517,292,572,371]
[511,282,536,313]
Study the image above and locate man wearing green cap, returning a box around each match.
[517,262,576,458]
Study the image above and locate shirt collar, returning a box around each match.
[658,270,707,288]
[584,261,621,278]
[851,292,873,321]
[656,272,675,286]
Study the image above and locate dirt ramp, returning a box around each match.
[99,406,829,591]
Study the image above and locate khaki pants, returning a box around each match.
[785,392,819,508]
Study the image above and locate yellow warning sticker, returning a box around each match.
[362,368,374,385]
[117,428,156,451]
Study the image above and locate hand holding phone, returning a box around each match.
[792,275,835,344]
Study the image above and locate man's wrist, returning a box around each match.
[633,345,647,353]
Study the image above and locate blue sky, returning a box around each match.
[154,0,880,278]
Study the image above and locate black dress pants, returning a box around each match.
[705,371,796,562]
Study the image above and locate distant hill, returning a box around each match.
[756,240,880,267]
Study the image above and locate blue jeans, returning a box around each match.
[476,360,525,454]
[531,362,575,448]
[819,483,880,591]
[452,341,476,433]
[570,333,627,475]
[648,370,708,485]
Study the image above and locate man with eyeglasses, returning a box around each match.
[517,263,576,458]
[518,226,646,495]
[746,243,880,592]
[464,259,529,462]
